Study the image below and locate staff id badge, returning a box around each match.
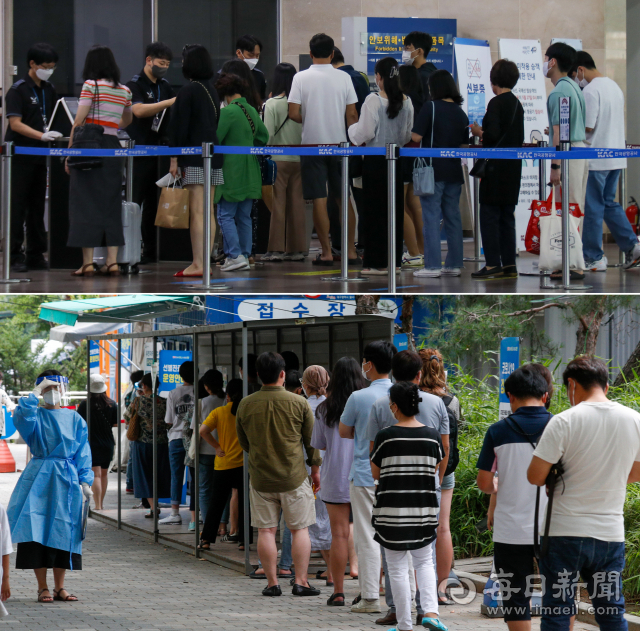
[151,109,166,133]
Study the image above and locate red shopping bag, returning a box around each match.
[524,188,583,255]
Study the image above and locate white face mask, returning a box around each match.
[242,54,258,70]
[542,61,550,78]
[43,389,61,406]
[36,67,54,81]
[401,50,415,66]
[362,362,370,381]
[301,384,309,398]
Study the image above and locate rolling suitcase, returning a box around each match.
[94,201,142,273]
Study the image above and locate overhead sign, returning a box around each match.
[497,38,550,247]
[158,350,192,395]
[499,337,521,421]
[453,38,494,126]
[236,298,398,321]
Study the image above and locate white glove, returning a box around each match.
[41,131,63,142]
[32,378,58,397]
[81,482,93,499]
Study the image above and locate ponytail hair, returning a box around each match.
[375,56,403,119]
[225,378,244,416]
[389,382,422,417]
[418,348,447,393]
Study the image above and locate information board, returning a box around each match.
[158,350,192,395]
[453,38,494,126]
[499,337,521,421]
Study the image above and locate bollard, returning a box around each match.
[537,140,560,288]
[241,327,252,575]
[126,140,135,203]
[618,168,627,266]
[1,142,31,283]
[324,142,367,284]
[387,143,398,294]
[463,136,484,263]
[117,339,122,530]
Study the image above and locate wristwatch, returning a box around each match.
[550,164,561,170]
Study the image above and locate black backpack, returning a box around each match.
[441,395,459,476]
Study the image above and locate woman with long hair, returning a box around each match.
[262,63,306,262]
[66,46,133,277]
[418,348,462,606]
[220,59,262,110]
[348,56,413,275]
[198,379,252,551]
[311,357,366,606]
[412,70,470,279]
[168,45,223,277]
[77,374,117,511]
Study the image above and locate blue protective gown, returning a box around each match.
[7,394,94,556]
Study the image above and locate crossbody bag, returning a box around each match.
[413,101,435,196]
[235,101,277,186]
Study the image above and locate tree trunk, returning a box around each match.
[614,340,640,386]
[573,297,607,356]
[355,295,380,315]
[399,297,416,351]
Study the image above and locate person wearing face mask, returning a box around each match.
[235,35,267,102]
[168,45,223,278]
[543,42,588,281]
[4,43,62,273]
[401,32,438,114]
[528,356,640,631]
[125,42,176,265]
[574,50,640,273]
[212,72,269,273]
[339,340,397,614]
[7,370,93,604]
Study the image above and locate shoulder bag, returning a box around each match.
[469,98,520,178]
[126,400,141,441]
[413,102,435,196]
[236,101,277,186]
[68,80,105,171]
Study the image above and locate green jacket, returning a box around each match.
[214,97,269,203]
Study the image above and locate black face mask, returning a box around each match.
[151,64,168,79]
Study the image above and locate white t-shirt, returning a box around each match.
[0,502,12,617]
[583,77,627,171]
[164,384,194,442]
[533,400,640,542]
[288,64,357,145]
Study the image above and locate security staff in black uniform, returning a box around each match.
[125,42,175,263]
[235,35,267,102]
[4,43,62,272]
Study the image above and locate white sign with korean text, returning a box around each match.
[237,298,397,321]
[559,96,571,142]
[498,38,550,247]
[453,39,494,126]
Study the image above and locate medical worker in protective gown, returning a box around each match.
[7,370,93,603]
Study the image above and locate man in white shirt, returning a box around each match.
[528,356,640,631]
[288,33,358,265]
[576,51,640,272]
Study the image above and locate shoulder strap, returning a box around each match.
[193,80,219,123]
[235,101,256,136]
[492,97,520,149]
[429,102,435,166]
[441,394,453,407]
[274,113,290,136]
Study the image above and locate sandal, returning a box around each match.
[53,589,78,602]
[38,588,53,603]
[438,591,454,605]
[198,540,211,550]
[315,569,328,580]
[70,263,98,277]
[311,254,335,266]
[103,263,121,277]
[549,269,585,281]
[327,592,345,606]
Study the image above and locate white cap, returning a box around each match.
[89,373,107,394]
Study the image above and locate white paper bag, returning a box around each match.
[539,211,586,271]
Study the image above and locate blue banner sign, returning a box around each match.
[158,350,192,394]
[499,337,520,420]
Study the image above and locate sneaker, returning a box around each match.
[361,268,390,276]
[413,268,441,278]
[402,252,424,267]
[221,255,250,272]
[422,617,448,631]
[26,257,49,270]
[471,266,504,280]
[625,241,640,270]
[261,251,284,262]
[351,598,381,613]
[441,267,462,276]
[125,488,134,494]
[188,521,196,532]
[283,251,305,261]
[586,256,608,272]
[158,513,182,525]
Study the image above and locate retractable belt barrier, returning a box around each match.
[2,140,638,292]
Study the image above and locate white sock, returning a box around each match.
[171,508,179,516]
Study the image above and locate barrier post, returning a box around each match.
[387,143,398,294]
[152,341,158,543]
[618,168,627,266]
[193,333,200,558]
[241,326,251,575]
[1,142,31,283]
[464,136,484,263]
[117,338,122,530]
[186,142,229,291]
[126,140,135,203]
[559,96,590,291]
[324,142,368,283]
[536,140,559,289]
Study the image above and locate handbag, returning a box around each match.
[126,406,140,441]
[469,100,520,178]
[68,80,104,171]
[155,179,190,229]
[413,102,435,196]
[236,102,277,186]
[539,209,586,271]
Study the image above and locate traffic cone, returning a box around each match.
[0,440,16,473]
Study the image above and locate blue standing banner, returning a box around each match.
[158,350,192,395]
[499,337,521,420]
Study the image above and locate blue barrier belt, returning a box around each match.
[11,145,640,160]
[32,455,78,570]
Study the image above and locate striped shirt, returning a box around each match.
[371,424,443,550]
[79,80,132,133]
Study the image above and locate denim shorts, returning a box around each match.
[441,472,455,490]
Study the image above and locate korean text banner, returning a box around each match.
[453,38,494,126]
[499,337,521,421]
[498,38,550,246]
[159,350,192,394]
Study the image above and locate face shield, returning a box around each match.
[35,375,69,407]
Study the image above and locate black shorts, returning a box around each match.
[300,155,342,200]
[493,542,537,622]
